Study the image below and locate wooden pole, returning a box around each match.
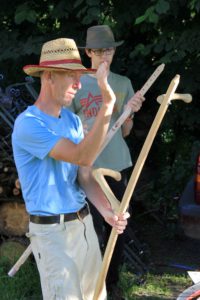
[98,64,165,154]
[8,244,32,277]
[92,75,192,300]
[92,168,121,212]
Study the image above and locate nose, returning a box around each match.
[77,81,81,90]
[101,51,108,58]
[73,78,81,90]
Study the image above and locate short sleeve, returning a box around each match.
[118,78,135,114]
[13,117,61,160]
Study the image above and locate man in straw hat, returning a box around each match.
[12,37,130,300]
[71,25,145,296]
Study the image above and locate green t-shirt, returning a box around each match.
[70,71,134,171]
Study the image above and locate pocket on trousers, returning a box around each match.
[28,222,64,237]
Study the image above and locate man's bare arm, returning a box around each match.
[78,167,129,234]
[50,62,116,166]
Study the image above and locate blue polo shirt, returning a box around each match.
[12,105,86,216]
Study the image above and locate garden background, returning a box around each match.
[0,0,200,299]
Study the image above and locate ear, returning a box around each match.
[47,71,55,82]
[85,49,92,58]
[43,71,56,86]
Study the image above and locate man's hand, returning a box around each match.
[96,62,116,106]
[122,90,145,137]
[125,90,145,113]
[122,115,134,137]
[96,61,109,89]
[104,209,130,234]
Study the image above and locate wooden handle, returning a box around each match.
[98,64,165,154]
[140,63,165,96]
[92,168,121,212]
[157,93,192,104]
[15,178,21,189]
[8,244,32,277]
[93,74,187,300]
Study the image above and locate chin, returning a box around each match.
[64,102,71,107]
[65,96,74,106]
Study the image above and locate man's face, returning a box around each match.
[51,70,82,107]
[86,48,115,69]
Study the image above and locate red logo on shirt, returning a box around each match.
[80,93,102,118]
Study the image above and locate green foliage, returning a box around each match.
[15,4,37,24]
[0,0,199,222]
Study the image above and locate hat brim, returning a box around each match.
[23,64,96,77]
[78,40,124,49]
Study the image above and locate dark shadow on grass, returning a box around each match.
[128,296,175,300]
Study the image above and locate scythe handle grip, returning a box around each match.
[92,168,121,212]
[157,93,192,104]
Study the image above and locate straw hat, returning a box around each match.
[79,25,124,49]
[23,38,96,77]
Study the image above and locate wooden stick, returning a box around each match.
[15,178,21,189]
[98,63,165,154]
[92,168,121,212]
[13,187,20,196]
[0,186,3,195]
[157,93,192,104]
[7,64,165,277]
[8,244,32,277]
[93,74,192,300]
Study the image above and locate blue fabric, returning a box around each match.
[12,105,86,216]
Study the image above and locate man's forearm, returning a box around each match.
[78,167,111,217]
[78,100,115,166]
[122,118,133,137]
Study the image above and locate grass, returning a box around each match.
[0,256,42,300]
[0,255,193,300]
[118,265,192,299]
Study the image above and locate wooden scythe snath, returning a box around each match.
[8,64,165,277]
[92,74,192,300]
[98,63,165,155]
[7,244,32,276]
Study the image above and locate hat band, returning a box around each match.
[40,59,82,66]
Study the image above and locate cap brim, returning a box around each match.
[23,64,96,77]
[78,40,124,49]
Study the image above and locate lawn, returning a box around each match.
[0,213,198,300]
[0,256,193,300]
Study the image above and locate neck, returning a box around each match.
[35,94,61,118]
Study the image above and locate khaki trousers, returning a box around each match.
[28,214,107,300]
